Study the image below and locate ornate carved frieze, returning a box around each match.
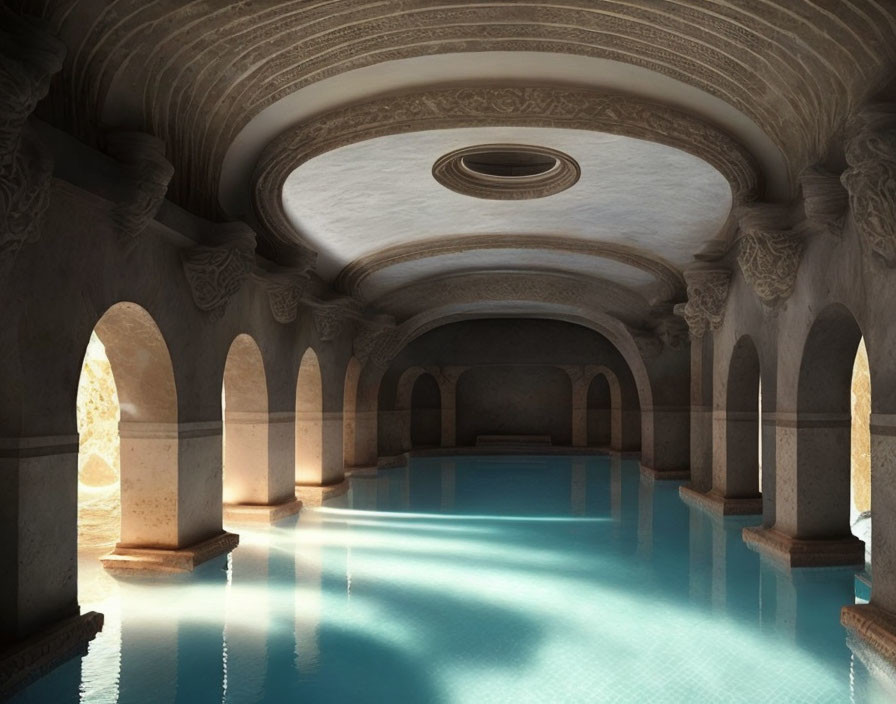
[674,268,731,337]
[181,222,256,319]
[735,204,805,307]
[841,104,896,265]
[254,84,759,250]
[0,12,65,263]
[311,298,360,342]
[105,132,174,246]
[353,322,401,368]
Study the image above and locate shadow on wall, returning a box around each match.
[455,366,572,446]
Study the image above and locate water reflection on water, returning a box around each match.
[13,455,896,703]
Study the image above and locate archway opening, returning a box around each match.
[343,357,362,469]
[725,336,761,500]
[796,305,865,542]
[410,374,442,449]
[851,338,871,555]
[76,303,179,563]
[222,335,269,505]
[296,348,324,485]
[76,332,121,553]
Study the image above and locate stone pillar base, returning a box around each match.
[101,532,239,574]
[346,466,378,478]
[296,478,350,507]
[679,485,763,516]
[0,611,103,699]
[224,498,302,524]
[842,604,896,668]
[640,464,690,481]
[742,526,864,567]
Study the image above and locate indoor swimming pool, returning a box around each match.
[13,455,895,703]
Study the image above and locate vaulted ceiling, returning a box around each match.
[27,0,896,342]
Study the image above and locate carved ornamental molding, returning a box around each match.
[735,204,805,307]
[181,223,256,320]
[0,12,65,265]
[673,268,731,337]
[254,84,759,250]
[311,298,360,342]
[353,322,401,368]
[841,104,896,266]
[105,131,174,247]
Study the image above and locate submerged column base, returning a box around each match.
[0,611,104,699]
[101,532,239,574]
[842,604,896,669]
[224,498,302,524]
[742,526,864,567]
[639,464,690,481]
[679,485,763,516]
[296,479,350,507]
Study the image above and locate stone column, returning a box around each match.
[435,367,466,448]
[566,367,589,447]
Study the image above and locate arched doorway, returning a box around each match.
[719,335,762,505]
[77,303,179,557]
[343,357,362,469]
[295,348,324,485]
[222,335,269,506]
[794,305,865,549]
[410,373,442,449]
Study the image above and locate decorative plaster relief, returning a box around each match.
[257,268,309,324]
[181,222,256,319]
[353,322,401,367]
[735,204,805,307]
[842,104,896,266]
[255,84,759,250]
[0,12,64,263]
[105,132,174,246]
[311,298,360,342]
[674,268,731,337]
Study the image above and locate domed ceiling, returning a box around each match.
[34,0,896,345]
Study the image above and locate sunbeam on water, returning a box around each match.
[12,455,896,703]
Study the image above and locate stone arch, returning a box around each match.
[794,304,864,541]
[586,369,622,449]
[714,335,763,506]
[89,302,179,550]
[222,334,269,506]
[343,356,362,468]
[295,348,324,485]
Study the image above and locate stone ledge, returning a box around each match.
[639,464,690,481]
[679,485,763,516]
[742,526,864,567]
[842,604,896,667]
[224,498,302,524]
[296,479,350,507]
[0,611,103,699]
[101,532,239,574]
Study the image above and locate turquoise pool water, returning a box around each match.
[14,455,896,703]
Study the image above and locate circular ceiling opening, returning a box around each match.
[460,150,559,178]
[433,144,579,200]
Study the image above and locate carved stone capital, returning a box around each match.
[257,268,309,324]
[353,323,400,368]
[630,329,664,359]
[0,11,65,263]
[675,268,731,337]
[181,223,256,319]
[735,204,805,307]
[311,298,359,342]
[106,132,174,246]
[841,104,896,266]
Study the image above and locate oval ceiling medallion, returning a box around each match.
[432,144,580,200]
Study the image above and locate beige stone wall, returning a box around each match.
[852,338,871,514]
[75,332,121,548]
